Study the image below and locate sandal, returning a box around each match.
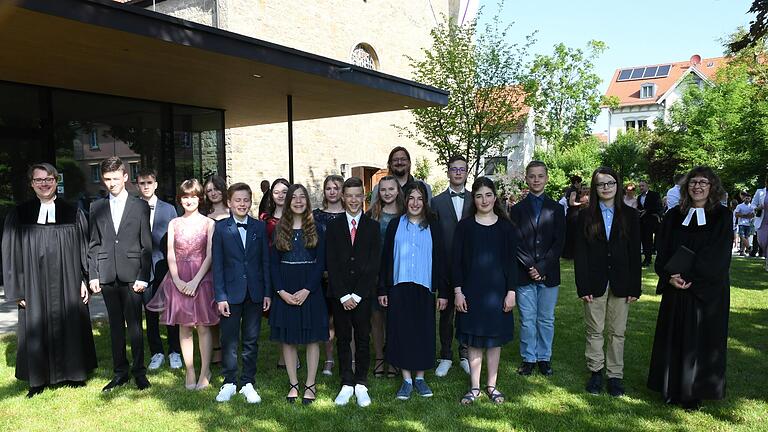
[286,382,300,403]
[387,366,400,378]
[485,385,505,404]
[374,359,386,378]
[302,383,317,405]
[322,360,334,376]
[461,388,482,405]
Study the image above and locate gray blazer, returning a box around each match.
[431,188,472,259]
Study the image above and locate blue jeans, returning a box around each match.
[516,283,559,363]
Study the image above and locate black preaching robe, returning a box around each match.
[647,204,731,403]
[2,198,97,387]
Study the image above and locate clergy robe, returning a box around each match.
[647,204,731,403]
[2,198,97,387]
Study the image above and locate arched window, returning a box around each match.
[350,43,379,70]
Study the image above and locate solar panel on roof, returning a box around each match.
[657,65,671,77]
[617,69,632,81]
[643,66,658,78]
[630,68,645,79]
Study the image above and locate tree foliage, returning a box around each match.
[534,136,603,198]
[523,40,607,150]
[398,6,534,176]
[601,129,650,182]
[728,1,768,53]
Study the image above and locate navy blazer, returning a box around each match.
[150,198,178,270]
[509,193,565,287]
[212,215,271,304]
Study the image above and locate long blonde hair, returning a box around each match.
[275,184,318,251]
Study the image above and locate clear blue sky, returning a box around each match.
[478,0,756,131]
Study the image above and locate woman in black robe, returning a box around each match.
[2,163,97,397]
[647,166,731,410]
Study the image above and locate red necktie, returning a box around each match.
[350,219,357,245]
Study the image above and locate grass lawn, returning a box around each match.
[1,258,766,432]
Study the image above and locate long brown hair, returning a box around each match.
[320,174,344,210]
[467,176,509,219]
[369,175,404,220]
[265,178,290,217]
[582,167,629,241]
[203,175,228,215]
[275,184,318,251]
[402,181,435,229]
[678,166,726,214]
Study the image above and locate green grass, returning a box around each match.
[1,258,767,432]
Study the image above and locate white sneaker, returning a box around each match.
[215,383,237,402]
[354,384,371,407]
[239,383,262,404]
[334,384,354,405]
[148,353,165,370]
[459,358,470,374]
[168,352,183,369]
[435,359,452,377]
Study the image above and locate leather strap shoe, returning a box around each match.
[135,375,151,391]
[102,376,130,392]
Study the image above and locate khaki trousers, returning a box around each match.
[584,288,630,379]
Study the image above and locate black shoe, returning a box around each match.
[606,377,625,397]
[135,375,151,391]
[63,380,86,388]
[537,361,553,376]
[585,370,603,395]
[26,386,45,398]
[681,399,702,411]
[517,362,536,376]
[102,376,130,392]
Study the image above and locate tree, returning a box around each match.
[523,40,608,150]
[535,135,603,198]
[601,129,650,182]
[397,6,534,176]
[728,1,768,53]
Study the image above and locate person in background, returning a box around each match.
[509,160,565,378]
[752,175,768,270]
[2,163,97,397]
[637,180,663,267]
[574,167,641,397]
[623,183,638,209]
[258,179,271,215]
[313,174,346,377]
[203,175,229,365]
[431,155,472,377]
[562,175,585,259]
[260,178,290,246]
[665,174,684,212]
[366,175,404,378]
[648,166,731,410]
[735,193,754,257]
[370,146,432,207]
[136,168,182,372]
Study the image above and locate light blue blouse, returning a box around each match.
[600,202,614,240]
[393,215,432,290]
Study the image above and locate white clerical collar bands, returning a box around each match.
[682,207,706,226]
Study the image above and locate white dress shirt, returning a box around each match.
[340,211,363,305]
[752,187,767,229]
[233,215,248,248]
[147,195,158,231]
[109,189,129,233]
[666,185,681,211]
[448,186,466,220]
[37,199,56,224]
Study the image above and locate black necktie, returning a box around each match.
[450,191,465,199]
[149,204,155,210]
[236,222,247,229]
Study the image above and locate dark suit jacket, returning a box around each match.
[212,215,270,304]
[325,213,381,299]
[509,193,565,287]
[637,190,662,221]
[431,188,472,259]
[574,205,642,298]
[378,215,448,299]
[88,194,152,284]
[150,198,178,270]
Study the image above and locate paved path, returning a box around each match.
[0,286,108,335]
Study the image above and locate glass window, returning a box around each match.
[625,120,636,130]
[89,130,100,150]
[617,69,632,81]
[638,120,648,129]
[90,164,101,183]
[351,43,379,70]
[640,84,656,99]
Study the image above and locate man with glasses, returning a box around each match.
[2,163,97,397]
[370,147,432,207]
[431,155,472,377]
[637,180,662,267]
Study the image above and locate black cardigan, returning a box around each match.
[378,215,448,299]
[574,204,642,298]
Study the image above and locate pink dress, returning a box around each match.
[147,216,220,326]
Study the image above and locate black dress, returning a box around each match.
[1,199,97,388]
[647,205,732,403]
[562,189,580,259]
[269,229,329,344]
[452,217,517,348]
[312,208,344,309]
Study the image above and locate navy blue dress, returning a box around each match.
[452,217,517,348]
[269,229,329,344]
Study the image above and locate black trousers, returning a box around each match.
[144,276,180,355]
[220,298,262,387]
[332,298,371,386]
[438,293,468,361]
[640,217,659,262]
[102,280,146,378]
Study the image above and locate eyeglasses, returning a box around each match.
[391,157,409,163]
[595,181,617,189]
[448,167,467,173]
[32,177,56,185]
[688,180,711,187]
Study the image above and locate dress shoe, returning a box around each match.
[517,361,536,376]
[354,384,371,407]
[586,370,603,395]
[334,385,354,406]
[537,361,553,376]
[102,376,130,392]
[135,375,151,391]
[606,377,625,397]
[26,386,45,398]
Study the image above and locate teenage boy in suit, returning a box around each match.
[136,168,182,371]
[509,160,565,377]
[326,177,381,407]
[430,155,472,377]
[88,157,153,392]
[213,182,271,404]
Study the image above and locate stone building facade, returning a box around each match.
[137,0,469,204]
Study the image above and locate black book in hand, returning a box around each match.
[663,245,696,275]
